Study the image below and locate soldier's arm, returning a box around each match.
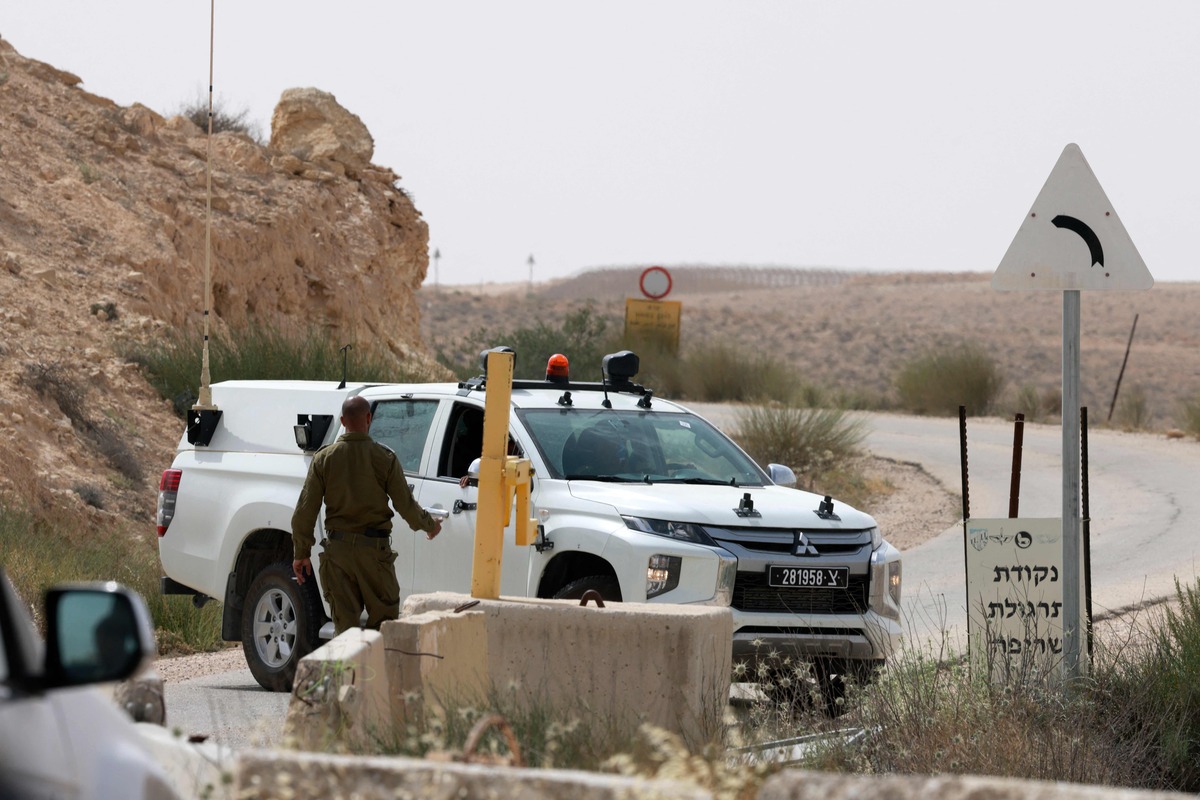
[291,461,325,560]
[385,456,437,534]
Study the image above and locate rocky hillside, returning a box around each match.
[0,38,437,521]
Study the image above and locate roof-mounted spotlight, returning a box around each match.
[478,345,515,376]
[601,350,639,386]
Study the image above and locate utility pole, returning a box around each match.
[432,248,441,290]
[527,254,535,294]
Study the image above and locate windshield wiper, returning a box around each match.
[563,474,627,482]
[659,477,740,487]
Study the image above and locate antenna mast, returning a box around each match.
[195,0,217,411]
[186,0,223,446]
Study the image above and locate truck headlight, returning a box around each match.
[623,516,716,546]
[869,549,902,621]
[646,554,682,598]
[888,560,902,607]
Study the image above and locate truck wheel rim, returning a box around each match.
[251,587,297,668]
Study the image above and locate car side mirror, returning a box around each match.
[42,584,156,689]
[768,463,798,489]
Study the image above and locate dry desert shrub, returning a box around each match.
[894,341,1004,416]
[1113,384,1152,431]
[1179,397,1200,438]
[734,405,866,483]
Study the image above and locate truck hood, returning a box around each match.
[565,481,877,530]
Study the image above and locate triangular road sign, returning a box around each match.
[994,143,1153,291]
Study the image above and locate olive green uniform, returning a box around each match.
[291,431,437,634]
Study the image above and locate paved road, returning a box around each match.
[865,412,1200,646]
[166,409,1200,747]
[164,667,289,750]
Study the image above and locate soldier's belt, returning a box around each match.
[326,529,391,546]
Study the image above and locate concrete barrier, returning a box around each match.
[284,628,390,752]
[399,592,732,748]
[285,592,732,752]
[757,770,1190,799]
[235,749,711,799]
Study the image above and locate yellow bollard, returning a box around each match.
[470,351,538,599]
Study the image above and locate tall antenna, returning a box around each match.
[186,0,222,446]
[194,0,216,411]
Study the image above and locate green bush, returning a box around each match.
[447,306,620,382]
[735,405,865,480]
[895,341,1004,416]
[122,324,419,416]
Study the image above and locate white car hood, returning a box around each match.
[565,481,876,529]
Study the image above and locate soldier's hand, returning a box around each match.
[293,557,313,585]
[426,520,443,540]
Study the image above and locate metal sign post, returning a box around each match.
[993,143,1152,684]
[1061,289,1082,677]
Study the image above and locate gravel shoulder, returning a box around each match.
[156,645,246,684]
[858,455,960,552]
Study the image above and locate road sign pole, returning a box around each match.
[1062,289,1082,681]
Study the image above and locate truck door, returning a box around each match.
[413,401,534,597]
[367,397,440,600]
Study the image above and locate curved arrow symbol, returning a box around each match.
[1051,215,1104,267]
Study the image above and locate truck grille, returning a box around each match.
[732,572,869,614]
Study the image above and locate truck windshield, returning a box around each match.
[518,409,767,486]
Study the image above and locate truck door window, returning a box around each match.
[369,400,438,474]
[439,404,483,479]
[438,403,523,479]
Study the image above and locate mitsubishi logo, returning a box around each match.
[792,531,819,557]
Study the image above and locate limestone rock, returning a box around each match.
[269,88,374,176]
[0,36,445,523]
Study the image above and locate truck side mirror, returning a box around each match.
[768,463,798,488]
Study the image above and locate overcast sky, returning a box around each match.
[6,2,1199,285]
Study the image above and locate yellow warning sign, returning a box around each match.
[624,298,681,353]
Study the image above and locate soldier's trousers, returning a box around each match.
[318,534,400,634]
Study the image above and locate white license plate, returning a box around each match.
[768,565,849,589]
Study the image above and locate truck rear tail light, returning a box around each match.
[157,469,182,537]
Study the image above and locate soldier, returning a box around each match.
[291,395,442,634]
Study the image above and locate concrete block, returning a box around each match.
[235,749,711,799]
[284,629,390,751]
[383,607,490,722]
[758,770,1191,800]
[401,592,732,747]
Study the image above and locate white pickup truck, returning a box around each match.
[156,349,902,700]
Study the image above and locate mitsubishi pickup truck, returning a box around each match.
[156,349,902,702]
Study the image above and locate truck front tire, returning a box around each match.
[241,562,324,692]
[551,575,621,602]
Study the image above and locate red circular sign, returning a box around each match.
[639,266,673,300]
